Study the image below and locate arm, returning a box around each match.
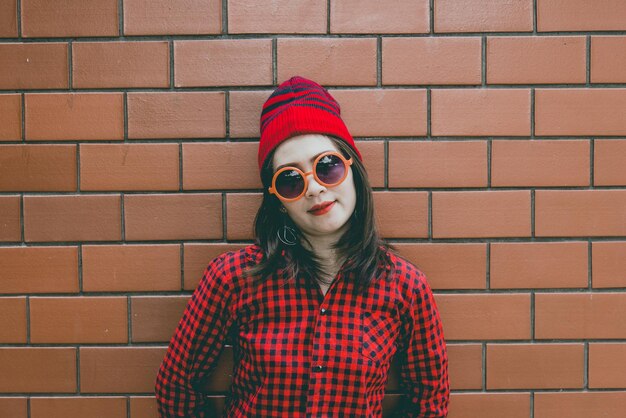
[397,270,449,417]
[155,255,235,418]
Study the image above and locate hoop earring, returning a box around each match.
[277,224,297,246]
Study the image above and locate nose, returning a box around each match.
[305,172,326,198]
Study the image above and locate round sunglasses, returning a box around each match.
[268,151,353,202]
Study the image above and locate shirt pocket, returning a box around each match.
[360,310,399,367]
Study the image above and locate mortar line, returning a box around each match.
[222,0,228,35]
[482,36,486,86]
[127,294,132,347]
[180,243,185,290]
[68,40,73,90]
[20,193,25,242]
[118,0,124,37]
[272,38,277,85]
[78,244,84,294]
[377,36,382,87]
[533,0,538,34]
[120,193,126,241]
[21,93,25,142]
[169,39,175,89]
[225,91,230,139]
[586,35,591,85]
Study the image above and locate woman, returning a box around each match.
[155,76,449,417]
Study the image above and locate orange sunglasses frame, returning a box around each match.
[268,151,353,202]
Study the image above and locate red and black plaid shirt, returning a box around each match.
[155,244,449,417]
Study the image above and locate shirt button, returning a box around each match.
[320,307,327,315]
[313,365,325,372]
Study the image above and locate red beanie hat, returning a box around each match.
[258,76,362,171]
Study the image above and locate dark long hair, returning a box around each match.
[243,136,397,294]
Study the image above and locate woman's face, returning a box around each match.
[271,134,357,242]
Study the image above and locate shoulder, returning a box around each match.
[201,244,264,286]
[205,243,264,275]
[383,249,432,296]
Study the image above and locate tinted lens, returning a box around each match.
[275,169,305,199]
[315,154,346,185]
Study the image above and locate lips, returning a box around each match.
[308,200,335,213]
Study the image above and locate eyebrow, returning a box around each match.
[275,150,335,171]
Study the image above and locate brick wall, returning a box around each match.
[1,0,626,417]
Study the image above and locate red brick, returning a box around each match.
[383,37,481,85]
[25,93,124,141]
[536,89,626,136]
[538,0,626,31]
[128,92,225,139]
[437,294,531,340]
[448,393,530,418]
[73,41,169,88]
[592,37,626,83]
[0,144,76,192]
[228,0,326,34]
[129,397,158,418]
[373,192,429,238]
[229,90,270,138]
[0,348,76,392]
[535,392,626,418]
[80,347,166,393]
[331,89,427,137]
[226,193,261,240]
[24,195,121,242]
[331,0,429,34]
[183,243,249,290]
[487,36,586,84]
[82,244,181,292]
[431,89,531,136]
[432,191,531,238]
[535,190,626,237]
[0,398,27,418]
[491,242,588,289]
[356,141,385,188]
[80,144,179,191]
[175,40,272,87]
[0,43,68,89]
[487,343,584,389]
[30,397,127,418]
[0,94,21,141]
[124,0,221,35]
[394,243,487,290]
[388,141,487,188]
[447,344,482,390]
[277,38,377,86]
[0,195,20,242]
[0,246,78,294]
[124,194,222,240]
[435,0,533,32]
[131,296,189,342]
[594,139,626,186]
[491,139,590,187]
[536,293,626,339]
[21,0,119,37]
[592,241,626,288]
[183,142,259,190]
[0,297,26,343]
[0,0,17,37]
[30,297,128,343]
[589,343,626,388]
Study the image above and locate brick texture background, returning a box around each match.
[1,1,626,417]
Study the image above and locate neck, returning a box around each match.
[300,230,346,283]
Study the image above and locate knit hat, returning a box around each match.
[258,76,362,171]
